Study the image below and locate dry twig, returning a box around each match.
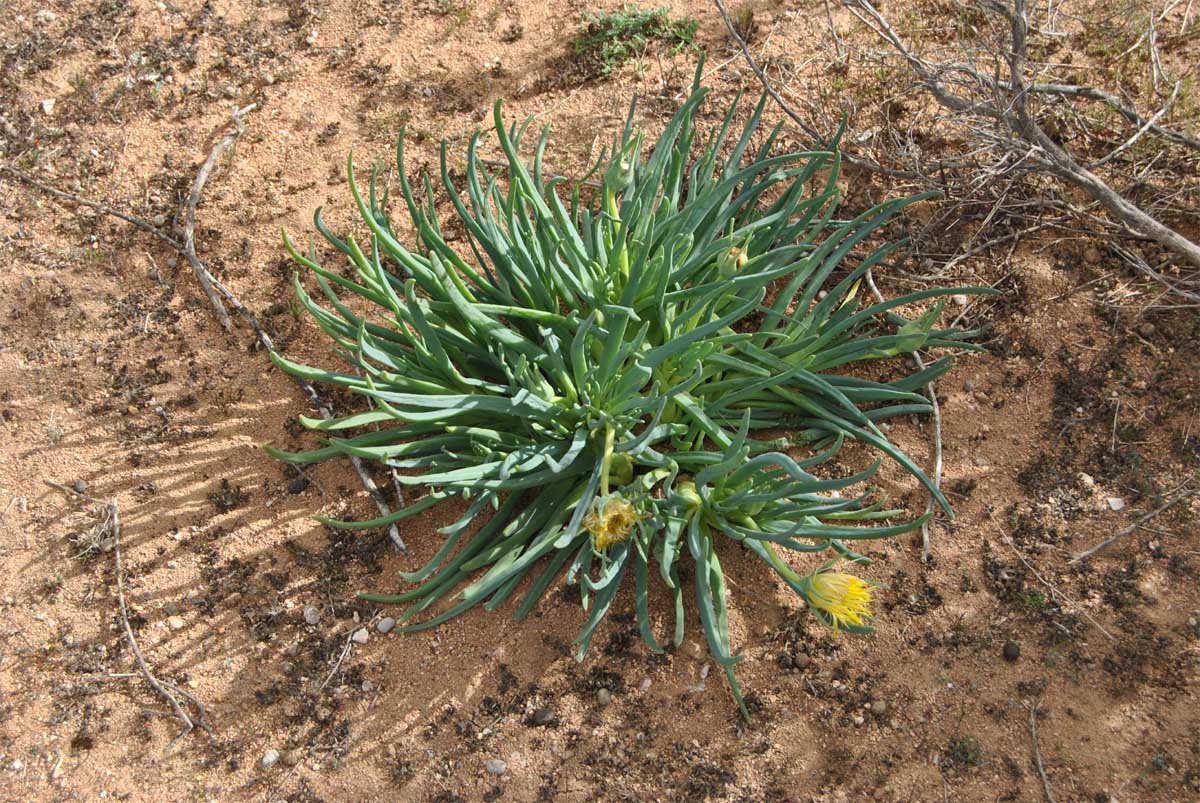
[1027,702,1059,803]
[183,104,258,331]
[45,481,211,748]
[1071,484,1196,563]
[846,0,1200,296]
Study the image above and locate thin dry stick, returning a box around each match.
[45,481,209,747]
[988,510,1115,641]
[865,269,942,562]
[1071,485,1195,562]
[0,164,184,252]
[184,104,258,332]
[1027,702,1059,803]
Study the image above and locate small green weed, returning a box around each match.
[572,4,698,76]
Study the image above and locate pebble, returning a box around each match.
[596,688,612,707]
[302,605,321,625]
[282,750,301,767]
[639,677,652,692]
[167,616,186,631]
[792,652,811,670]
[260,749,280,770]
[1083,247,1102,265]
[287,477,310,495]
[870,699,888,716]
[284,642,300,657]
[362,679,376,693]
[531,707,554,726]
[1107,497,1126,512]
[376,617,396,634]
[1078,472,1095,488]
[1137,322,1156,338]
[1003,641,1020,662]
[351,628,370,645]
[35,9,57,23]
[683,641,703,660]
[72,479,88,494]
[951,293,969,306]
[484,758,507,775]
[41,98,55,114]
[963,379,975,393]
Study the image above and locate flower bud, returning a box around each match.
[717,246,748,279]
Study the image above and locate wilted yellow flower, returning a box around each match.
[584,494,639,550]
[804,571,874,634]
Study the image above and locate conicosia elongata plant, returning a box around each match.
[269,69,990,717]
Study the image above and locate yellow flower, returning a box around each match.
[804,571,874,634]
[584,494,639,551]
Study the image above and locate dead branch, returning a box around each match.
[45,481,210,748]
[846,0,1200,295]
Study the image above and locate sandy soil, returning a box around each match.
[2,1,1198,801]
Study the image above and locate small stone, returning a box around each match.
[1002,641,1020,662]
[1107,497,1126,512]
[484,758,507,775]
[951,293,969,306]
[596,688,612,707]
[41,98,55,115]
[167,616,186,631]
[72,479,88,493]
[302,605,321,625]
[151,213,167,226]
[792,652,811,670]
[870,699,888,717]
[284,641,300,657]
[36,9,57,23]
[351,628,369,644]
[376,617,396,634]
[282,750,302,767]
[852,714,865,726]
[530,707,553,726]
[287,476,310,494]
[1078,472,1095,488]
[260,749,280,769]
[1083,247,1102,265]
[639,677,652,692]
[361,679,376,693]
[963,379,975,393]
[683,640,703,660]
[1137,322,1156,338]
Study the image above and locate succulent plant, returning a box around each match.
[269,67,989,717]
